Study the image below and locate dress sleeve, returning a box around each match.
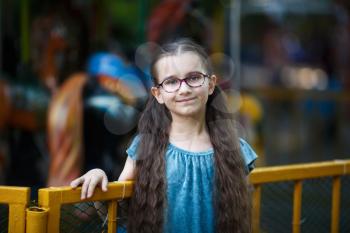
[126,134,141,160]
[239,138,258,173]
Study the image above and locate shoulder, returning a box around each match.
[239,138,258,173]
[126,134,141,160]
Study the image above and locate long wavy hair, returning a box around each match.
[127,39,251,233]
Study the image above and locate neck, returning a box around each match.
[170,112,207,140]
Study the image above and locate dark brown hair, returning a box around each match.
[127,39,251,233]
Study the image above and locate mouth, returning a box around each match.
[176,97,196,103]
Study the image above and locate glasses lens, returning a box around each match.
[163,78,180,92]
[185,73,205,87]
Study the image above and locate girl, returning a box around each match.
[71,39,257,233]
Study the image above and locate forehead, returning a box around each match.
[154,52,205,80]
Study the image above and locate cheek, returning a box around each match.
[161,93,175,106]
[200,87,211,100]
[201,94,209,106]
[193,89,210,107]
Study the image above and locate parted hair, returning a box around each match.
[127,38,251,233]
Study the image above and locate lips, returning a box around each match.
[176,97,196,102]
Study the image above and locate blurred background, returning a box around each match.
[0,0,349,193]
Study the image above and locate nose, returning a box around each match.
[178,79,192,94]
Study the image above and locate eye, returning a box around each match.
[163,78,179,86]
[186,74,202,83]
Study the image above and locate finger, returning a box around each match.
[81,178,91,200]
[70,177,84,188]
[101,175,108,192]
[87,177,100,198]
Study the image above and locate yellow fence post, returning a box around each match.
[38,188,62,233]
[331,176,341,233]
[252,184,261,233]
[0,186,30,233]
[292,181,303,233]
[107,200,118,233]
[26,206,48,233]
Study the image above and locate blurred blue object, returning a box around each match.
[87,52,126,79]
[122,65,152,90]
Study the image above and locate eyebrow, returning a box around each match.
[163,71,204,80]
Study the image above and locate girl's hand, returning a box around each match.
[70,168,108,200]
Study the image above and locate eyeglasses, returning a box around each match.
[156,72,210,93]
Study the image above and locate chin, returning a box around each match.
[173,106,204,118]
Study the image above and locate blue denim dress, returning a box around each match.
[126,135,257,233]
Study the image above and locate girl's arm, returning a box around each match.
[117,156,136,181]
[70,156,135,199]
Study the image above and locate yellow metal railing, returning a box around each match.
[0,186,30,233]
[38,181,133,233]
[249,159,350,233]
[1,160,348,233]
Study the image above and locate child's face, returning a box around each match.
[151,52,216,117]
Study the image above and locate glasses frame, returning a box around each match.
[156,72,211,93]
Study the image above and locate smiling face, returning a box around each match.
[151,52,216,118]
